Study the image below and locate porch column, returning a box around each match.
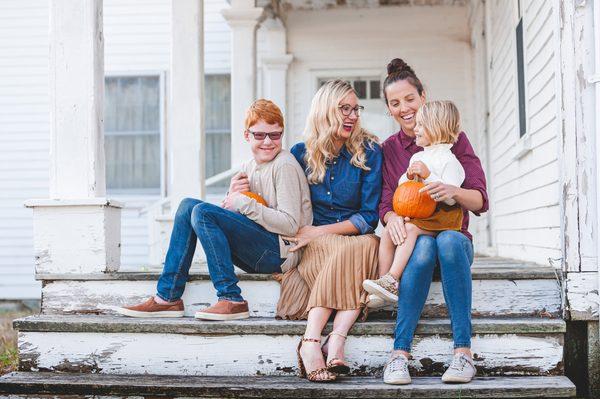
[25,0,122,275]
[222,0,263,163]
[259,17,293,148]
[147,0,205,266]
[169,0,205,207]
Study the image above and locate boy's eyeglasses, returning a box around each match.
[339,104,364,117]
[247,130,283,141]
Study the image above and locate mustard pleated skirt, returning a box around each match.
[275,233,379,320]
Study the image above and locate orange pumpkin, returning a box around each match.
[242,191,268,207]
[393,180,436,219]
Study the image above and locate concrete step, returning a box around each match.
[0,372,577,398]
[15,315,565,377]
[38,258,562,318]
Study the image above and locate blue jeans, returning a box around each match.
[394,230,474,351]
[156,198,284,303]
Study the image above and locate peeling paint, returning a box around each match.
[41,278,561,319]
[18,332,564,377]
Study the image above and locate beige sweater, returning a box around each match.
[232,150,313,272]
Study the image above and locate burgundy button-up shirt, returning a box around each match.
[379,130,489,241]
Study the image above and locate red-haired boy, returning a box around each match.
[118,100,312,320]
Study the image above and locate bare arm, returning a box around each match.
[420,183,483,212]
[453,187,484,212]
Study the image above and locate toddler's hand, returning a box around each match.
[407,161,430,180]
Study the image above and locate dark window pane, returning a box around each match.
[354,80,366,99]
[105,134,161,192]
[104,75,161,193]
[516,18,527,137]
[370,80,381,99]
[205,74,231,180]
[205,74,231,133]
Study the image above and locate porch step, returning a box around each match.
[0,372,577,398]
[38,258,562,318]
[15,315,565,377]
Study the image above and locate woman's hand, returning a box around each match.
[384,212,411,245]
[228,172,250,194]
[407,161,430,180]
[420,181,459,203]
[282,225,325,252]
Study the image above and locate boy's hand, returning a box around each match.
[222,192,242,211]
[407,161,430,180]
[228,172,250,194]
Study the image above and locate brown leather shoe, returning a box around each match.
[116,297,184,318]
[194,300,250,321]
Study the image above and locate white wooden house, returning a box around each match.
[0,0,599,397]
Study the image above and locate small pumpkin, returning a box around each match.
[393,180,436,219]
[242,191,268,206]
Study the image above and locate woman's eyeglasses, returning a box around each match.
[247,130,283,141]
[339,104,364,117]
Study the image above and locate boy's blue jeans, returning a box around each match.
[394,230,474,351]
[156,198,284,303]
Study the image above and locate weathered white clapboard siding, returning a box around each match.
[104,0,230,73]
[487,0,561,265]
[17,316,565,376]
[285,6,474,147]
[0,0,49,299]
[205,0,231,73]
[40,275,561,318]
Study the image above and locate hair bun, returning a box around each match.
[387,58,415,76]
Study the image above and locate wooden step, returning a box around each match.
[38,258,562,318]
[0,372,577,398]
[14,315,565,377]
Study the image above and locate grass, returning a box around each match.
[0,311,31,376]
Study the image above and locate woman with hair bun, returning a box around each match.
[276,79,382,382]
[378,58,489,385]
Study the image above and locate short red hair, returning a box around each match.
[244,99,284,130]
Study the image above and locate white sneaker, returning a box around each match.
[366,294,386,309]
[362,274,398,303]
[441,353,477,383]
[383,354,411,385]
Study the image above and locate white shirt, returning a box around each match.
[398,143,465,206]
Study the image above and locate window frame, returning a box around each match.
[512,0,533,160]
[316,74,382,101]
[103,71,167,198]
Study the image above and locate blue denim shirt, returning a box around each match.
[291,141,383,234]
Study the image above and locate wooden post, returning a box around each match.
[168,0,205,207]
[26,0,122,275]
[148,0,205,266]
[222,0,263,164]
[259,17,293,148]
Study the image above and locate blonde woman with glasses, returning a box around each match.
[276,80,383,382]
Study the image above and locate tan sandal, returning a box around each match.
[297,337,337,382]
[321,332,351,375]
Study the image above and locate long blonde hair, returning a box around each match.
[303,79,378,184]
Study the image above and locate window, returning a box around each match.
[515,4,527,137]
[318,78,381,100]
[205,74,231,180]
[104,75,162,195]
